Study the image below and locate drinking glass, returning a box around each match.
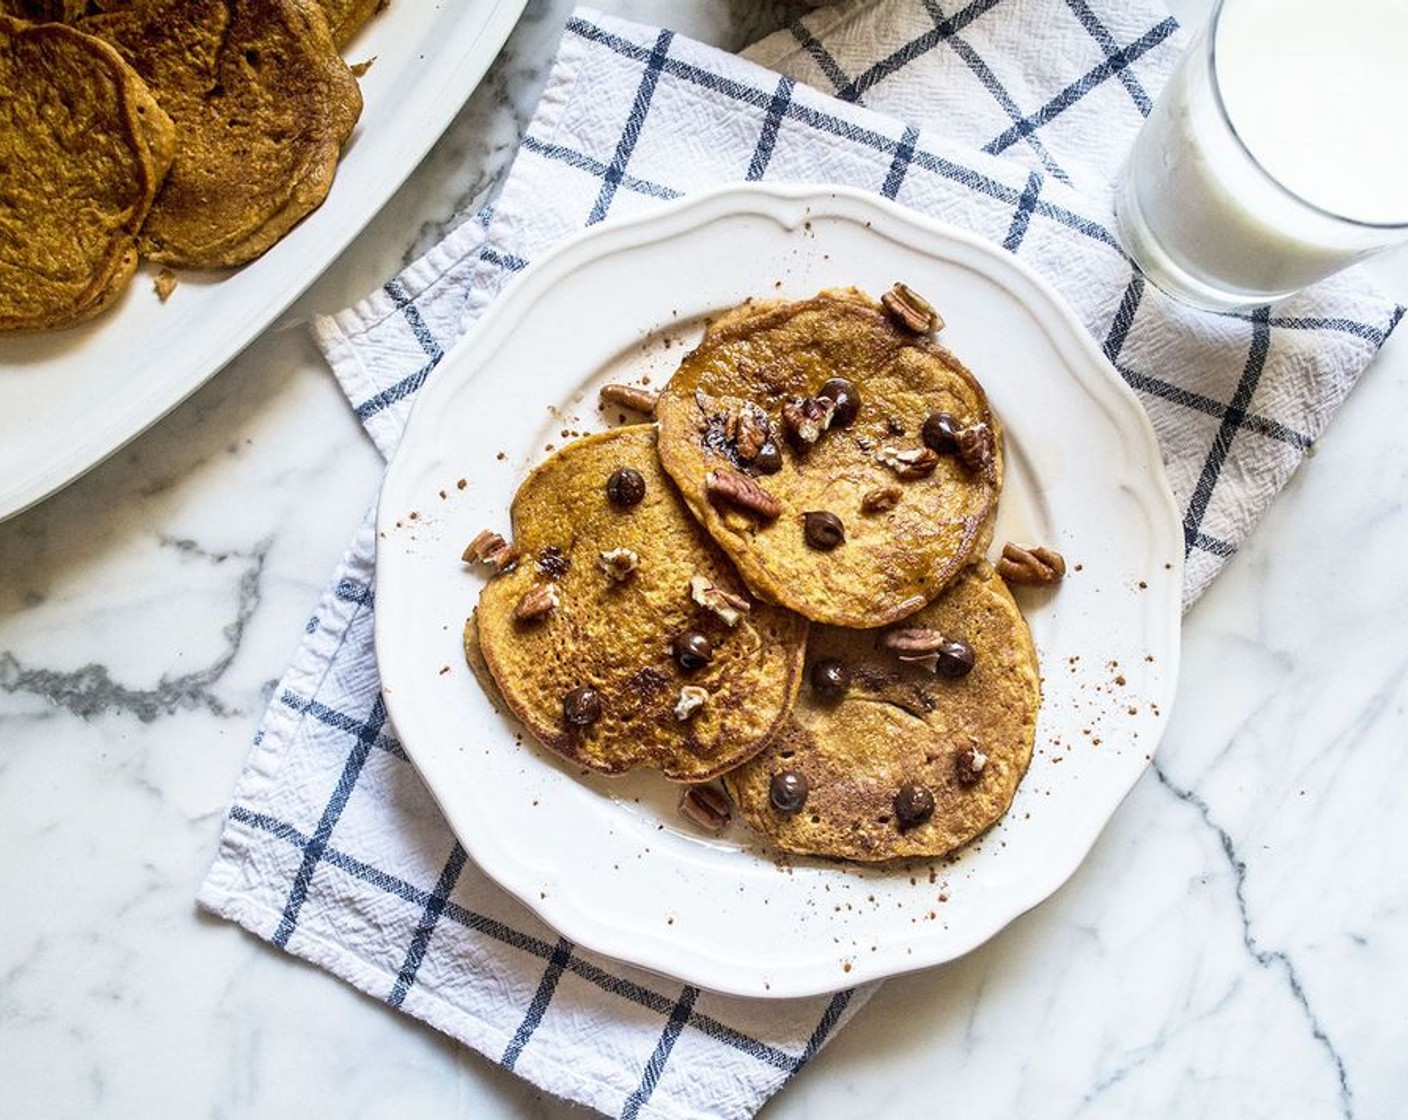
[1114,0,1408,311]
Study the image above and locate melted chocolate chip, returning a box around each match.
[921,412,962,453]
[934,638,976,678]
[563,686,602,727]
[893,783,935,831]
[606,467,646,508]
[673,631,714,671]
[750,439,783,475]
[810,658,850,700]
[803,510,845,550]
[817,378,860,427]
[769,770,809,815]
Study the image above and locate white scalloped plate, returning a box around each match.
[0,0,525,523]
[375,184,1183,999]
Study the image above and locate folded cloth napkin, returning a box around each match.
[199,3,1403,1119]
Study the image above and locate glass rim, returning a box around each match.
[1207,0,1408,232]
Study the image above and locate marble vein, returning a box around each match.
[1153,761,1354,1119]
[0,536,270,723]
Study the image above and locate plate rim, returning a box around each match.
[375,181,1185,997]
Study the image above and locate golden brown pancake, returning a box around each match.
[655,288,1003,629]
[0,2,92,18]
[473,425,809,783]
[76,0,362,268]
[314,0,383,46]
[0,13,175,331]
[722,561,1039,862]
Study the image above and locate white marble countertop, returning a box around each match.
[2,2,1406,1117]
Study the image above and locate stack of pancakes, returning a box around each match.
[468,287,1045,865]
[0,0,383,332]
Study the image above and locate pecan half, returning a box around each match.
[705,466,782,521]
[876,445,939,480]
[679,784,731,832]
[462,529,520,574]
[599,383,659,415]
[955,743,989,786]
[598,547,641,582]
[689,573,750,627]
[879,627,947,657]
[514,581,559,621]
[674,685,709,721]
[997,542,1067,585]
[860,483,903,513]
[780,395,836,448]
[956,422,996,477]
[881,282,943,333]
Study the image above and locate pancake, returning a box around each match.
[76,0,362,268]
[473,425,809,783]
[654,287,1003,629]
[0,13,175,331]
[314,0,383,46]
[0,2,97,17]
[722,561,1039,862]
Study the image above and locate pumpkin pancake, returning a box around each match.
[0,14,175,331]
[655,287,1003,629]
[314,0,383,46]
[722,561,1039,862]
[473,425,809,783]
[76,0,362,268]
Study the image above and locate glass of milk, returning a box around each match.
[1114,0,1408,310]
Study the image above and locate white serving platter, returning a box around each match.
[0,0,526,522]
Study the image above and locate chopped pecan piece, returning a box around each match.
[599,383,659,415]
[780,395,836,448]
[462,529,520,574]
[860,483,903,513]
[956,422,996,477]
[689,573,750,627]
[997,542,1066,585]
[955,743,989,786]
[598,547,640,582]
[876,445,939,480]
[514,582,559,621]
[879,627,948,657]
[881,282,943,333]
[726,402,772,462]
[674,685,709,721]
[705,466,782,521]
[537,545,570,579]
[679,784,731,832]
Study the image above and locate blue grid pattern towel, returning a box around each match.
[199,3,1403,1118]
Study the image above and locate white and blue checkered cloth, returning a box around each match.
[199,3,1404,1118]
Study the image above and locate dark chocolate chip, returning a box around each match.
[817,378,860,427]
[751,439,783,475]
[893,783,935,831]
[810,658,849,700]
[606,467,646,508]
[769,770,810,815]
[921,412,962,453]
[934,638,976,678]
[563,686,602,727]
[803,510,845,551]
[673,631,714,671]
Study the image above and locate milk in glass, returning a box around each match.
[1115,0,1408,308]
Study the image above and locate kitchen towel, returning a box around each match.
[199,3,1404,1120]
